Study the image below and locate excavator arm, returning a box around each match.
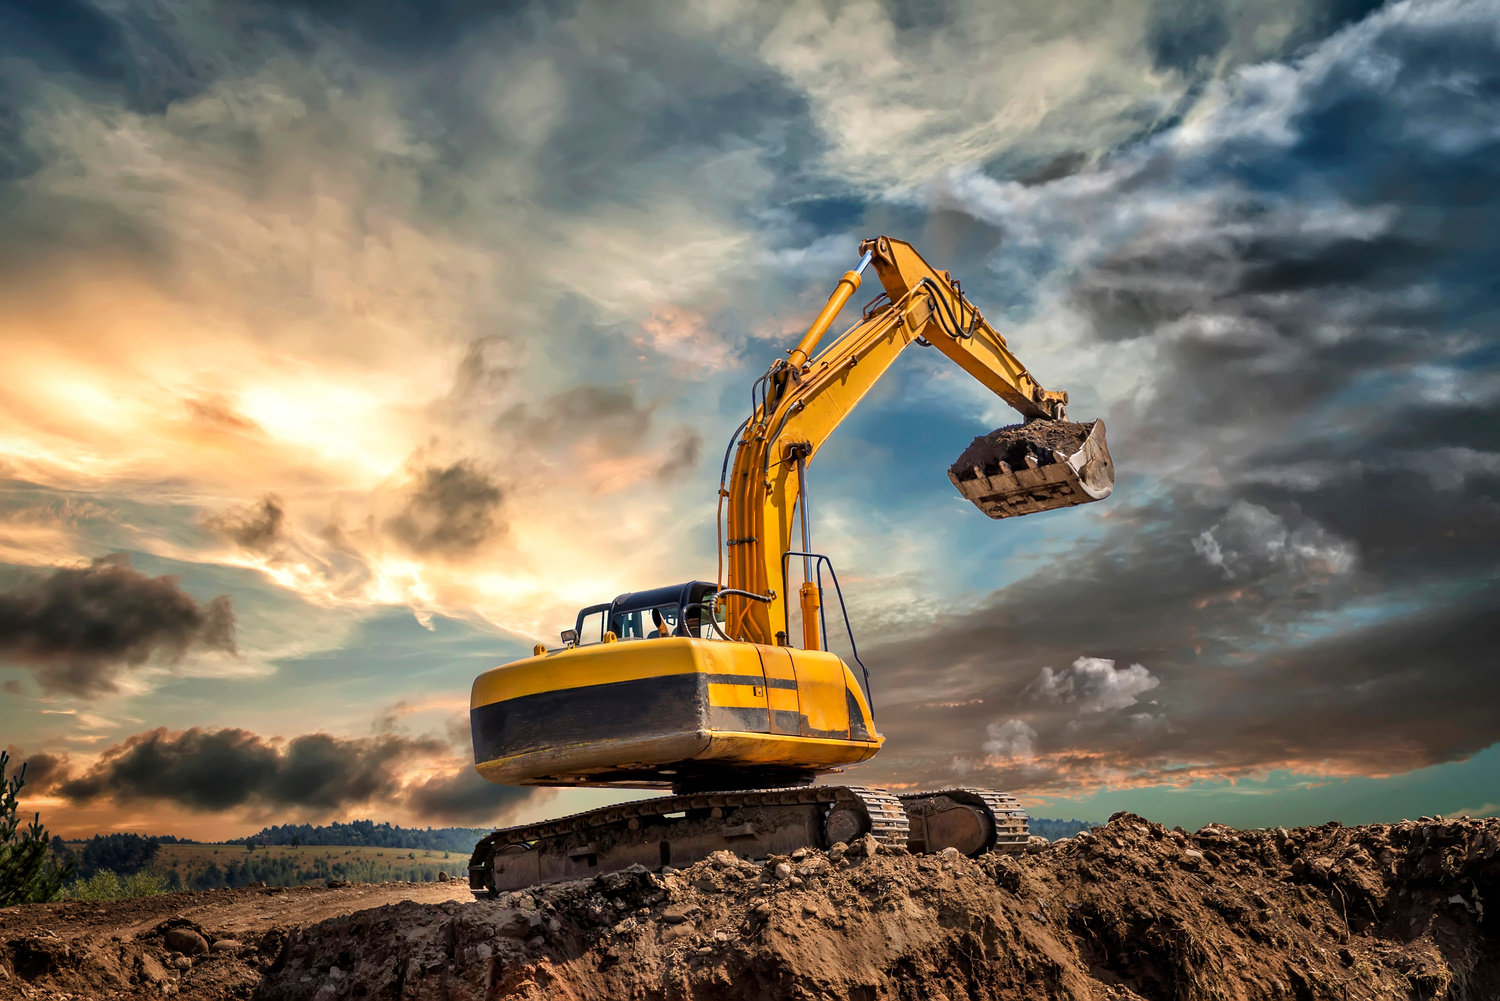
[723,236,1107,646]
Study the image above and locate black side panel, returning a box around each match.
[472,674,706,765]
[708,704,770,731]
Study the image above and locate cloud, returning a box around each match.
[654,429,703,482]
[384,462,504,557]
[982,719,1037,762]
[0,554,235,697]
[204,494,285,551]
[402,765,537,826]
[1032,657,1160,713]
[38,724,535,826]
[1192,501,1356,580]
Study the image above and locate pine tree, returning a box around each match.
[0,750,74,906]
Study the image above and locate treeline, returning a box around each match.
[187,855,450,890]
[1030,818,1099,840]
[242,820,489,853]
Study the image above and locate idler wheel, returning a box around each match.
[824,805,869,846]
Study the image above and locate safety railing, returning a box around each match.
[780,550,873,711]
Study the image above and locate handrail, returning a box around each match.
[779,550,873,711]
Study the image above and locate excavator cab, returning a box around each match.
[569,582,721,644]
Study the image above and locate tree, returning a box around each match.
[75,834,160,878]
[0,750,74,906]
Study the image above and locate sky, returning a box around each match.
[1,0,1496,840]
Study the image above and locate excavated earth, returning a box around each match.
[3,812,1497,1000]
[950,421,1098,481]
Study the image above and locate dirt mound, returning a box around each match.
[4,815,1496,999]
[950,420,1098,481]
[250,813,1497,1001]
[0,880,467,999]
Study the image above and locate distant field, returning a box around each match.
[64,842,473,890]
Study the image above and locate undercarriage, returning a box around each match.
[468,785,1027,894]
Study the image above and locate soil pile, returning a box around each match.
[950,420,1098,482]
[4,813,1496,1000]
[0,880,467,1000]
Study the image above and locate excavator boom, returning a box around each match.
[723,236,1114,646]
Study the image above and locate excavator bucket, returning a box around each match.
[948,419,1114,519]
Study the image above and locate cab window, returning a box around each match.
[578,608,606,644]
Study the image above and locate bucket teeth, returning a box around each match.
[948,418,1114,520]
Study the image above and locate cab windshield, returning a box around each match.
[612,605,682,639]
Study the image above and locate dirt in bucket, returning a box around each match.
[949,419,1098,482]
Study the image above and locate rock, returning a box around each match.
[494,908,543,939]
[661,921,695,944]
[1181,850,1204,869]
[163,928,209,956]
[137,954,171,985]
[1026,836,1051,854]
[856,833,880,858]
[210,939,243,953]
[790,848,809,861]
[172,954,193,970]
[326,879,350,889]
[939,847,961,861]
[773,863,792,881]
[437,871,450,883]
[662,904,699,925]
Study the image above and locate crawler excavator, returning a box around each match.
[467,236,1115,894]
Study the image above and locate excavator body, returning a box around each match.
[465,237,1112,895]
[471,582,881,793]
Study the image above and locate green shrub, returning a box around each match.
[63,868,170,901]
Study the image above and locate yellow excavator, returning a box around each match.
[467,237,1114,893]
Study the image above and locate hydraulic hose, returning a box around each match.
[705,587,775,642]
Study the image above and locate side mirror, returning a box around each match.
[560,629,578,648]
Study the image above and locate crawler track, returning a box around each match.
[468,785,907,894]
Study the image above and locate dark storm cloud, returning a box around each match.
[0,554,236,697]
[2,746,69,795]
[866,0,1500,793]
[203,494,286,551]
[384,462,504,557]
[403,765,535,825]
[34,725,535,824]
[55,726,436,810]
